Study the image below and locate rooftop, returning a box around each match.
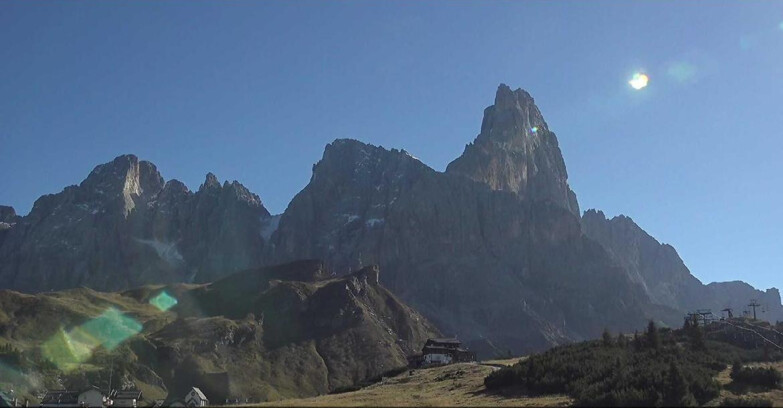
[426,338,461,344]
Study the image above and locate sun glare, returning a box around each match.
[629,73,649,90]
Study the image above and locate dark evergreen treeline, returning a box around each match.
[485,321,780,407]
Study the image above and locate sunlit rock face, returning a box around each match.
[0,155,272,292]
[446,84,580,216]
[581,209,783,323]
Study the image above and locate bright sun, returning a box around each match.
[629,73,649,90]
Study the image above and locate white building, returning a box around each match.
[164,387,209,407]
[423,352,453,365]
[184,387,209,407]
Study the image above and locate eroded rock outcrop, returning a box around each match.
[0,155,272,292]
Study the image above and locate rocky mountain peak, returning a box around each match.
[0,206,19,224]
[583,209,641,235]
[480,84,549,143]
[194,173,265,209]
[199,172,221,192]
[78,154,165,216]
[0,154,275,292]
[0,206,18,246]
[225,180,265,209]
[312,138,430,186]
[446,84,579,215]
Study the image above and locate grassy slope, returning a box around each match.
[0,262,439,405]
[254,349,783,407]
[254,362,571,407]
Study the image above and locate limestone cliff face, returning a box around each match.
[446,84,579,216]
[0,155,272,292]
[581,209,704,310]
[268,138,668,357]
[705,282,783,322]
[582,209,783,322]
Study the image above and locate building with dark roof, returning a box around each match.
[40,387,107,408]
[110,390,143,408]
[39,390,79,407]
[417,338,476,366]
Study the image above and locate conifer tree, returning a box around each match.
[646,320,660,350]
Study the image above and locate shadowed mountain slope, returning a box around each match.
[0,261,437,403]
[266,86,681,356]
[0,155,272,292]
[582,209,783,322]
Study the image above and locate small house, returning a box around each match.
[110,390,142,408]
[164,387,209,407]
[184,387,208,407]
[420,338,476,366]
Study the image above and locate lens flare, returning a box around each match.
[629,73,649,90]
[530,126,539,134]
[40,308,141,371]
[667,62,697,83]
[41,328,93,371]
[150,291,178,312]
[80,308,142,351]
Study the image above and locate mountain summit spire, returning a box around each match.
[479,84,548,142]
[446,84,579,216]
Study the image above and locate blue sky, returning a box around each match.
[1,1,781,291]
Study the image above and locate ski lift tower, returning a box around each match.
[748,299,761,320]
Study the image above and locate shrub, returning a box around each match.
[485,326,724,406]
[329,384,362,394]
[602,329,613,347]
[730,364,781,389]
[720,396,773,407]
[484,365,519,389]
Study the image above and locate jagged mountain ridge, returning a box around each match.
[582,209,783,322]
[268,137,673,355]
[0,261,437,403]
[0,155,272,292]
[0,84,779,357]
